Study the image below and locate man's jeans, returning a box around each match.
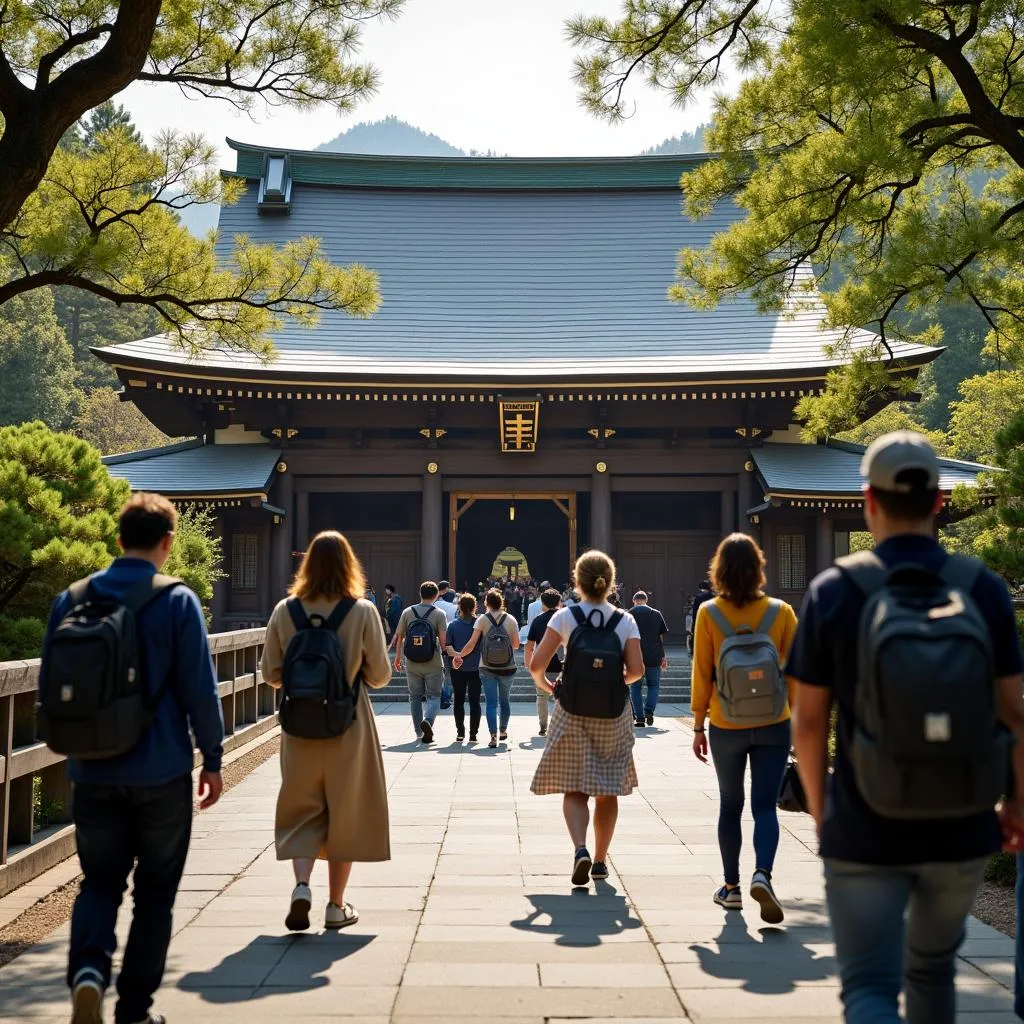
[68,774,192,1024]
[824,857,987,1024]
[1015,853,1024,1019]
[481,670,513,735]
[629,666,662,719]
[407,664,443,734]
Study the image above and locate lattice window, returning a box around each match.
[231,534,258,590]
[776,533,807,592]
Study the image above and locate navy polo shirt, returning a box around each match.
[786,534,1022,865]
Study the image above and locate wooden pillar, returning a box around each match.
[270,468,293,603]
[421,469,443,583]
[816,513,835,575]
[738,464,755,536]
[720,490,736,536]
[591,467,612,554]
[295,490,310,553]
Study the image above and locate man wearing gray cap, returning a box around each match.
[788,431,1024,1024]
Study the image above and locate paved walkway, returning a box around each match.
[1,705,1018,1023]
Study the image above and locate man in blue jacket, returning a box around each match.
[40,493,225,1024]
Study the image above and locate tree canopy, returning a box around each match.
[0,2,403,353]
[74,386,169,454]
[570,1,1024,430]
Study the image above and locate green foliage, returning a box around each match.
[0,421,129,658]
[985,851,1018,888]
[948,371,1024,464]
[836,402,949,454]
[569,1,1024,427]
[0,290,77,429]
[164,505,225,617]
[0,2,402,354]
[74,387,169,455]
[979,411,1024,587]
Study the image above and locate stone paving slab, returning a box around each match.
[0,703,1017,1022]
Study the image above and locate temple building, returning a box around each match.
[96,142,988,632]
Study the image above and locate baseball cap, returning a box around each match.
[860,431,940,493]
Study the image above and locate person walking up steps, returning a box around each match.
[789,432,1024,1024]
[629,591,668,728]
[261,531,392,934]
[528,551,643,887]
[454,588,520,748]
[444,593,483,742]
[525,588,564,736]
[691,533,798,925]
[394,582,448,744]
[39,493,225,1024]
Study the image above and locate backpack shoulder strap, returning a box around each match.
[324,597,356,632]
[497,612,508,628]
[411,606,424,621]
[569,605,586,627]
[703,601,735,638]
[607,610,624,632]
[486,612,498,628]
[122,573,182,615]
[755,598,782,635]
[835,551,889,598]
[940,553,984,593]
[67,577,92,608]
[286,596,310,632]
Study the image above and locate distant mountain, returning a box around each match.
[642,126,708,156]
[174,200,220,238]
[317,116,467,157]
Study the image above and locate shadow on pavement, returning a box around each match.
[179,933,376,1002]
[510,883,642,947]
[690,907,835,994]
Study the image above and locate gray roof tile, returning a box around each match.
[752,441,991,496]
[103,441,279,496]
[95,178,936,382]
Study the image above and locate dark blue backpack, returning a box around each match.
[280,598,358,739]
[404,606,437,663]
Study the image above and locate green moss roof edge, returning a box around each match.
[226,138,713,190]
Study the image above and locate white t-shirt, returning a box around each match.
[438,597,457,624]
[526,599,542,625]
[546,602,640,650]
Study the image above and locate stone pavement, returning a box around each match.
[0,704,1017,1023]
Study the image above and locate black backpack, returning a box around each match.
[840,551,1008,820]
[404,606,437,663]
[558,606,627,719]
[481,612,515,674]
[38,574,181,759]
[280,598,358,739]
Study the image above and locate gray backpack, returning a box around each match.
[839,551,1007,820]
[705,600,786,726]
[481,612,515,674]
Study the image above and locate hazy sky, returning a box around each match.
[117,0,715,167]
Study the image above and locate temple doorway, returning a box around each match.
[449,493,576,594]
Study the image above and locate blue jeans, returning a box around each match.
[708,720,790,886]
[481,670,513,735]
[824,857,987,1024]
[407,665,443,734]
[630,666,662,719]
[68,775,192,1024]
[1015,853,1024,1018]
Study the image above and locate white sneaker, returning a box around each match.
[750,869,784,924]
[70,969,104,1024]
[285,882,312,931]
[325,901,359,930]
[712,884,743,909]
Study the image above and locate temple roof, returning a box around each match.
[92,145,938,387]
[752,441,991,501]
[104,440,280,500]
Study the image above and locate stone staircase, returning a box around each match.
[369,645,692,705]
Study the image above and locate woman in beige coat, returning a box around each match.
[261,530,392,932]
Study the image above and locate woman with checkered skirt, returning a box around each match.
[528,550,645,887]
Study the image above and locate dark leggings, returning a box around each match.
[451,669,482,737]
[709,720,791,886]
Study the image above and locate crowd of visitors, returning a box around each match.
[33,430,1024,1024]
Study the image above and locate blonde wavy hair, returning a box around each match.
[290,531,366,602]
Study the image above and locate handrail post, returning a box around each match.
[0,694,13,866]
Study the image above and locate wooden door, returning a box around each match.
[345,531,421,609]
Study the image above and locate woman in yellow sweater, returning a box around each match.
[691,533,798,925]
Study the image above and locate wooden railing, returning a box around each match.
[0,627,273,897]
